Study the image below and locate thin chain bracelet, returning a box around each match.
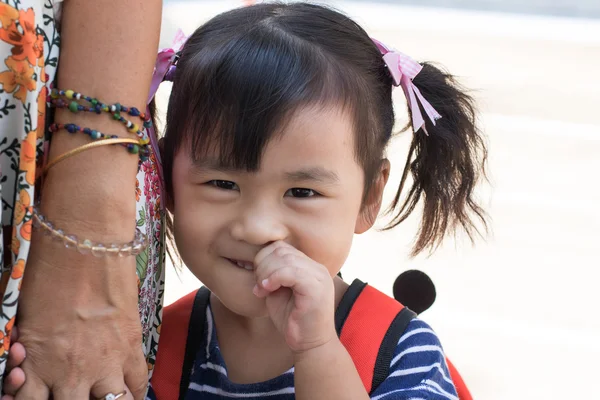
[32,206,148,257]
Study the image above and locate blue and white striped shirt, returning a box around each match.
[148,305,458,399]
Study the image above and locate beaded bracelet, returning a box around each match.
[49,89,152,126]
[32,205,148,257]
[49,98,150,144]
[48,123,150,161]
[48,89,152,143]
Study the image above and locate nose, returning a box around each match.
[230,201,288,246]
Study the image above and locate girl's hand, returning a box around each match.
[253,241,337,355]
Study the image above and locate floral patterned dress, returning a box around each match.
[0,0,164,392]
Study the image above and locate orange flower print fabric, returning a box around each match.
[0,1,56,389]
[0,0,165,394]
[0,57,36,103]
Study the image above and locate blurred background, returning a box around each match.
[156,1,600,399]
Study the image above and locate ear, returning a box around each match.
[158,137,175,213]
[355,159,390,234]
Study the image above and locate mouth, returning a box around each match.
[226,258,255,271]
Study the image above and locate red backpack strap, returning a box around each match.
[335,279,416,394]
[446,358,473,400]
[151,287,211,400]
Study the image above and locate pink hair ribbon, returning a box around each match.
[146,29,188,210]
[371,38,441,134]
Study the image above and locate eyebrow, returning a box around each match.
[191,159,339,184]
[189,158,239,173]
[285,167,340,184]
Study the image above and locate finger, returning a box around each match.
[122,385,135,400]
[124,352,149,400]
[3,368,26,396]
[254,249,297,297]
[254,240,291,266]
[255,244,297,279]
[1,395,15,400]
[90,375,127,400]
[262,263,318,296]
[7,342,27,369]
[51,383,89,400]
[14,370,50,400]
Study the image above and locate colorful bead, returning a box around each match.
[127,144,139,154]
[65,90,74,99]
[128,123,139,134]
[65,123,78,133]
[69,101,79,113]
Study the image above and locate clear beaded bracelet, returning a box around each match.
[32,206,148,257]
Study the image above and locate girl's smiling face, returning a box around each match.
[170,105,388,317]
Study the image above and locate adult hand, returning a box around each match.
[14,237,147,400]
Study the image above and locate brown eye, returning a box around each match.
[286,188,317,198]
[208,180,239,191]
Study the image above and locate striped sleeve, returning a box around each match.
[369,319,459,400]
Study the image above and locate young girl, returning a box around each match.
[5,2,486,399]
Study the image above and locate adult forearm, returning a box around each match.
[41,0,162,240]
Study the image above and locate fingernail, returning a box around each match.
[262,279,269,287]
[253,284,259,296]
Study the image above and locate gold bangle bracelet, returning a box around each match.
[43,138,141,175]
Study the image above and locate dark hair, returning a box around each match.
[160,2,488,256]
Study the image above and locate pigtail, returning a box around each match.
[386,63,488,256]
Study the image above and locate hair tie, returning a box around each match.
[371,38,442,135]
[146,30,189,210]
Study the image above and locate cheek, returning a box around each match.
[295,195,363,275]
[171,184,216,266]
[173,209,207,268]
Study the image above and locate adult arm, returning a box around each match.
[16,1,162,399]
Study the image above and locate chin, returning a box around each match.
[185,256,270,318]
[213,287,269,319]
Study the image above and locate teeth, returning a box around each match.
[235,260,254,271]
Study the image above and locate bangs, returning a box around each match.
[165,16,366,171]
